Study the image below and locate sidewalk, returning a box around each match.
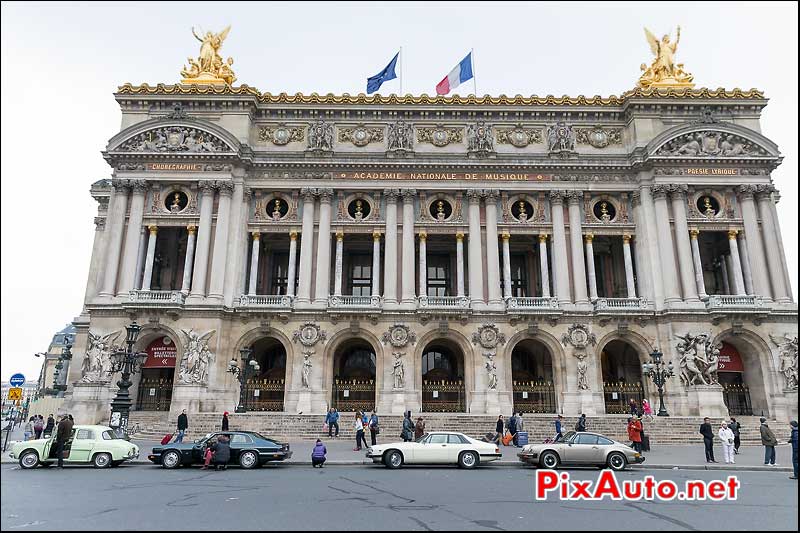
[2,432,795,472]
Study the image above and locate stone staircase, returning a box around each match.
[127,412,787,445]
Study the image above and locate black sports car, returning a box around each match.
[148,431,292,469]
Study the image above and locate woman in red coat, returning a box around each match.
[627,417,643,453]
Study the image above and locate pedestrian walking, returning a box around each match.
[515,413,525,446]
[368,411,380,446]
[221,411,229,431]
[493,415,504,445]
[629,399,639,417]
[414,416,426,441]
[718,422,735,464]
[44,414,55,438]
[641,399,654,422]
[507,412,518,447]
[575,414,587,432]
[700,417,716,463]
[354,412,368,451]
[23,417,33,441]
[33,415,44,440]
[760,417,778,465]
[211,434,230,470]
[554,415,564,442]
[176,409,188,443]
[728,417,741,454]
[789,420,798,480]
[312,439,327,468]
[55,414,74,468]
[627,416,643,453]
[401,411,415,442]
[325,408,340,438]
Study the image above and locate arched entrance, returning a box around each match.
[135,336,177,411]
[421,340,465,412]
[715,337,770,416]
[332,339,376,412]
[600,340,644,414]
[511,339,556,413]
[242,337,287,411]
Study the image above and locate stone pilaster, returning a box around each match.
[117,180,148,296]
[372,231,381,297]
[418,231,427,297]
[756,185,791,303]
[287,230,298,297]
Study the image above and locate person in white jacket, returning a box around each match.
[718,422,736,464]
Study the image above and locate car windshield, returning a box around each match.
[101,430,124,440]
[560,431,576,443]
[415,433,429,443]
[196,433,214,444]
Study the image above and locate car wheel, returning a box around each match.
[161,450,182,469]
[458,451,479,469]
[607,452,627,471]
[539,451,560,469]
[384,450,403,469]
[19,450,40,469]
[92,452,112,468]
[239,451,258,469]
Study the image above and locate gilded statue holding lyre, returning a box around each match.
[638,26,694,89]
[180,25,236,85]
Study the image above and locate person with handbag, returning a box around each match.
[369,411,380,445]
[718,422,736,464]
[353,412,368,451]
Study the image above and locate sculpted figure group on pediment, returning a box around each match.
[119,127,229,153]
[656,131,768,157]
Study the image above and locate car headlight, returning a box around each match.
[366,447,373,454]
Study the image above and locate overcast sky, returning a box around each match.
[1,1,797,382]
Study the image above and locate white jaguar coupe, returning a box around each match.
[366,432,502,469]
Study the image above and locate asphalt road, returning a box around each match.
[1,464,796,531]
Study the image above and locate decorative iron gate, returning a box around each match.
[332,378,375,413]
[512,380,556,413]
[722,383,753,416]
[243,379,285,411]
[422,379,465,412]
[602,381,643,414]
[135,377,172,411]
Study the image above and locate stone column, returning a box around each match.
[181,225,197,293]
[484,190,502,306]
[117,180,148,295]
[501,232,512,299]
[190,181,216,297]
[383,189,399,305]
[467,189,485,304]
[549,192,571,305]
[296,188,316,304]
[83,217,108,303]
[669,185,700,302]
[222,182,246,307]
[689,229,708,300]
[140,225,158,291]
[567,192,589,306]
[727,230,746,295]
[208,182,234,300]
[418,231,427,297]
[401,189,417,304]
[456,232,466,298]
[722,255,733,294]
[767,189,794,299]
[286,230,298,297]
[651,185,681,303]
[372,231,381,297]
[538,234,551,298]
[134,226,148,290]
[584,233,598,300]
[313,188,334,304]
[756,185,791,303]
[622,234,637,299]
[248,231,261,296]
[634,186,665,307]
[738,232,754,295]
[99,181,130,297]
[736,185,771,299]
[334,230,344,297]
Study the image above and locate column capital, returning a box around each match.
[584,233,594,243]
[418,230,427,241]
[727,229,739,239]
[631,190,641,207]
[755,183,776,200]
[110,178,133,192]
[622,233,633,243]
[147,224,158,235]
[252,231,261,241]
[667,183,689,199]
[538,233,549,243]
[466,189,483,203]
[689,228,699,238]
[372,230,382,241]
[548,190,565,204]
[501,231,510,241]
[187,225,197,235]
[456,232,464,241]
[198,180,217,194]
[651,184,670,199]
[130,179,149,194]
[565,190,584,204]
[401,188,417,202]
[483,189,500,201]
[318,188,334,203]
[336,230,344,241]
[289,230,298,240]
[216,180,235,197]
[300,187,317,201]
[383,188,401,202]
[737,184,758,199]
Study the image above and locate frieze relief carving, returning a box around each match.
[561,324,597,350]
[179,329,215,386]
[466,121,495,156]
[575,126,623,148]
[770,334,798,391]
[258,124,305,145]
[382,324,417,348]
[292,323,327,347]
[338,125,385,147]
[387,120,414,151]
[417,124,463,147]
[118,127,231,153]
[307,119,334,151]
[80,331,122,383]
[656,131,769,157]
[546,122,577,157]
[495,124,543,147]
[472,323,506,350]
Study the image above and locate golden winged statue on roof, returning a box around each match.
[637,26,694,89]
[180,25,236,85]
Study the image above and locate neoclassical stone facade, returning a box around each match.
[62,84,797,425]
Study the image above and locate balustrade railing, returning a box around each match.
[506,297,559,311]
[417,296,471,310]
[328,295,382,309]
[706,295,764,309]
[594,297,648,310]
[236,294,294,309]
[128,290,185,305]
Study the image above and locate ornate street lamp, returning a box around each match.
[642,348,674,417]
[228,347,260,413]
[107,322,148,434]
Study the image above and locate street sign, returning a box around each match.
[7,388,22,401]
[9,374,25,387]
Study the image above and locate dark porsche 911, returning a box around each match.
[148,431,292,469]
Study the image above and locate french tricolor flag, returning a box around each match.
[436,52,474,95]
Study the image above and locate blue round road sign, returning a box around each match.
[9,373,25,387]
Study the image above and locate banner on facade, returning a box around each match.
[717,342,744,373]
[143,337,178,368]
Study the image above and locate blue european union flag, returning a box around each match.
[366,51,399,94]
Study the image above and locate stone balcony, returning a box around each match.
[706,295,765,310]
[327,294,382,312]
[236,294,294,310]
[505,296,560,313]
[593,297,650,312]
[417,295,472,313]
[125,290,185,309]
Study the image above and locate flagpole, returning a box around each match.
[400,47,404,96]
[471,47,477,96]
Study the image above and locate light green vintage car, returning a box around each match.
[9,424,139,469]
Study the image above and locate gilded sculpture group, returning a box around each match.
[178,25,694,90]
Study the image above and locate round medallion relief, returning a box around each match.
[352,128,370,146]
[697,195,720,217]
[432,129,449,147]
[165,190,189,213]
[429,199,453,221]
[592,200,616,222]
[511,199,534,221]
[272,127,291,146]
[265,197,289,219]
[347,198,371,220]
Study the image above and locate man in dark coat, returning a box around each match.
[728,417,741,454]
[700,417,716,463]
[789,420,798,480]
[221,412,229,431]
[575,414,587,432]
[760,417,778,465]
[55,414,74,468]
[211,434,231,470]
[44,414,55,438]
[176,409,188,443]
